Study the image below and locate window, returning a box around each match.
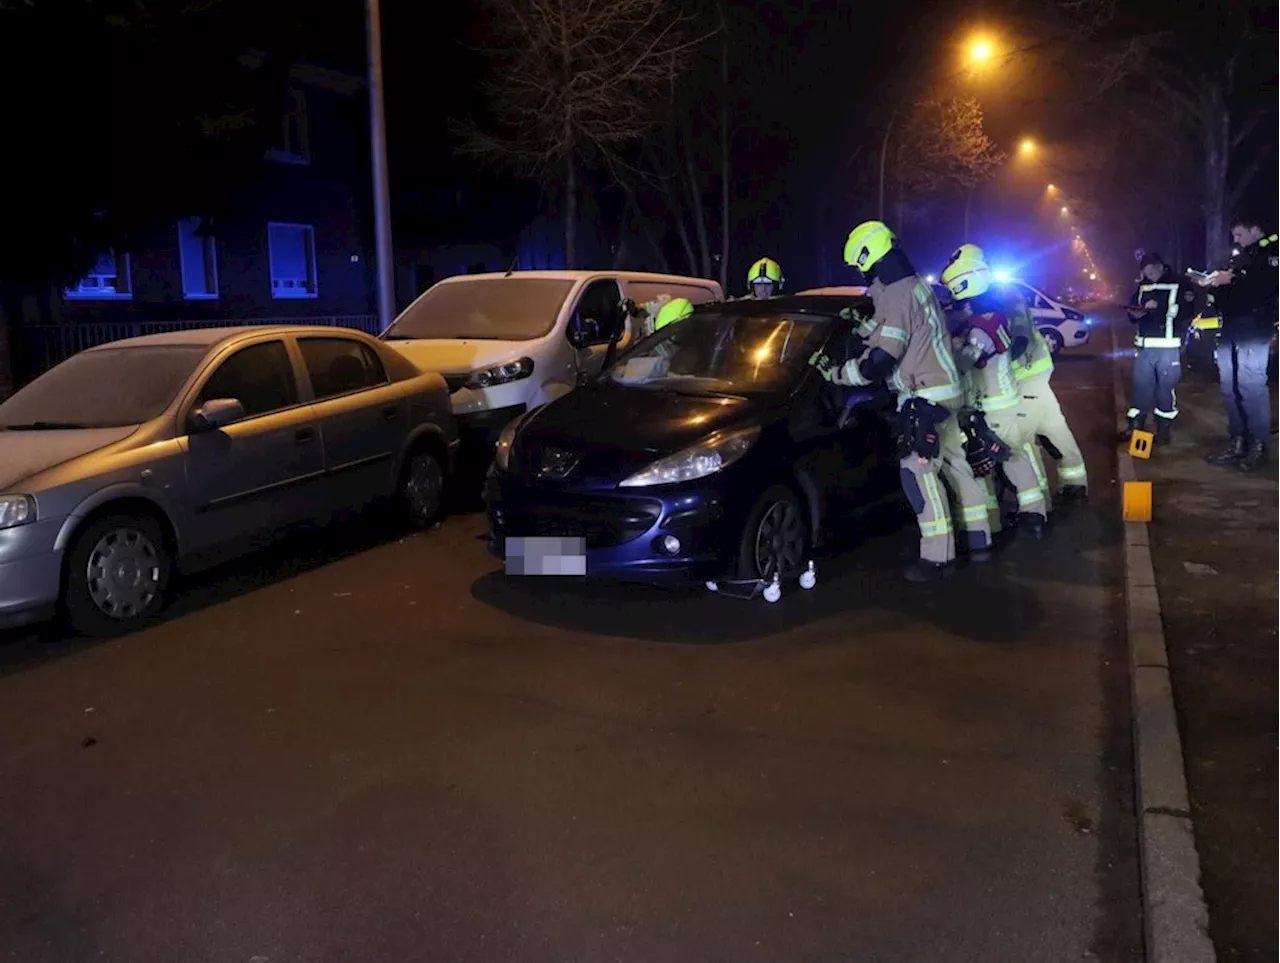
[571,279,624,346]
[298,337,387,400]
[268,223,318,298]
[195,341,298,419]
[65,250,131,299]
[627,281,718,308]
[266,88,310,164]
[413,265,436,294]
[466,263,487,274]
[178,217,219,299]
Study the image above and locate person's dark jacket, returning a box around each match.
[1213,233,1279,334]
[1129,266,1196,346]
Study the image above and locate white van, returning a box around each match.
[381,270,723,446]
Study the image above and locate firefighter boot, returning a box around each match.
[1154,420,1173,446]
[1206,436,1245,466]
[1238,440,1267,472]
[1016,512,1047,540]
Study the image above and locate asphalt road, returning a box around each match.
[0,323,1142,963]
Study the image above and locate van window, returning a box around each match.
[382,277,575,341]
[570,279,625,346]
[627,281,718,311]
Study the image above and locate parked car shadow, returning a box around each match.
[469,504,1049,647]
[0,493,486,674]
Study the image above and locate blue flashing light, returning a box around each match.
[991,267,1013,284]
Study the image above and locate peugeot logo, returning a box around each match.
[537,446,581,480]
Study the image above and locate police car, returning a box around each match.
[1004,280,1092,355]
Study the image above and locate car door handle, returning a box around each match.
[295,427,316,444]
[381,405,399,421]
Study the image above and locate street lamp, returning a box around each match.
[877,30,1000,219]
[1046,183,1056,191]
[1060,206,1069,216]
[1019,138,1036,155]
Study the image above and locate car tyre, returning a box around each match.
[399,447,446,530]
[734,484,811,582]
[64,513,172,637]
[1042,328,1065,355]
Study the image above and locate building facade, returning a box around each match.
[58,61,376,327]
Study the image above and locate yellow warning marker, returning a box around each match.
[1123,481,1153,522]
[1129,429,1154,459]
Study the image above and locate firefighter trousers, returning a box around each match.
[898,397,991,564]
[984,407,1048,521]
[1019,373,1088,497]
[1128,346,1181,426]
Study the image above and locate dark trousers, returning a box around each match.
[1127,346,1182,424]
[1215,332,1273,441]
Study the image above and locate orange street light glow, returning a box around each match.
[969,38,994,62]
[1020,138,1036,154]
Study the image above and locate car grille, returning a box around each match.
[495,494,661,548]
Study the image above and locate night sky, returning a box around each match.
[354,0,1275,291]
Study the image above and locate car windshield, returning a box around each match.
[607,311,831,397]
[381,277,575,341]
[0,345,207,430]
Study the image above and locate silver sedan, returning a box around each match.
[0,325,458,636]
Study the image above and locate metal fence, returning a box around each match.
[10,315,382,387]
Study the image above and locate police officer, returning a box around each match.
[743,257,784,299]
[940,253,1049,538]
[1198,215,1279,471]
[820,220,991,581]
[1121,252,1196,446]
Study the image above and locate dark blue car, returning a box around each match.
[483,296,899,585]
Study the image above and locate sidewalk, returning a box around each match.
[1132,375,1278,963]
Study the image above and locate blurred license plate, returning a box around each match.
[505,536,586,576]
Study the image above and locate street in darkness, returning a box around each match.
[0,329,1142,962]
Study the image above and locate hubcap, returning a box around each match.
[85,527,162,620]
[405,454,442,520]
[753,501,805,578]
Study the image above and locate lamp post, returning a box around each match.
[877,34,997,220]
[366,0,395,332]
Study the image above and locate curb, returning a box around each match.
[1109,320,1216,963]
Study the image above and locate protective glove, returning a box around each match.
[808,350,836,382]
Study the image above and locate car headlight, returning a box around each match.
[467,357,534,390]
[493,413,527,473]
[618,425,760,488]
[0,494,36,531]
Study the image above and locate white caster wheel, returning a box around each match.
[705,581,719,592]
[763,576,782,603]
[799,561,817,590]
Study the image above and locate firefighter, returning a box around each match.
[940,253,1048,538]
[945,244,1087,505]
[813,220,992,581]
[653,297,694,331]
[1121,252,1196,447]
[744,257,784,299]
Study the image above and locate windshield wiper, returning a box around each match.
[1,421,96,430]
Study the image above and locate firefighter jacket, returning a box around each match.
[838,274,963,405]
[1129,267,1195,348]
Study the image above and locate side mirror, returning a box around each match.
[188,397,246,433]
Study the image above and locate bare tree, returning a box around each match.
[1057,0,1275,265]
[457,0,703,268]
[893,97,1006,239]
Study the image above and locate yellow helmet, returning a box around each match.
[747,257,784,287]
[940,254,991,301]
[843,221,896,273]
[654,297,694,331]
[947,243,985,268]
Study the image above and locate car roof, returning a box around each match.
[695,295,871,317]
[436,270,721,287]
[84,325,374,351]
